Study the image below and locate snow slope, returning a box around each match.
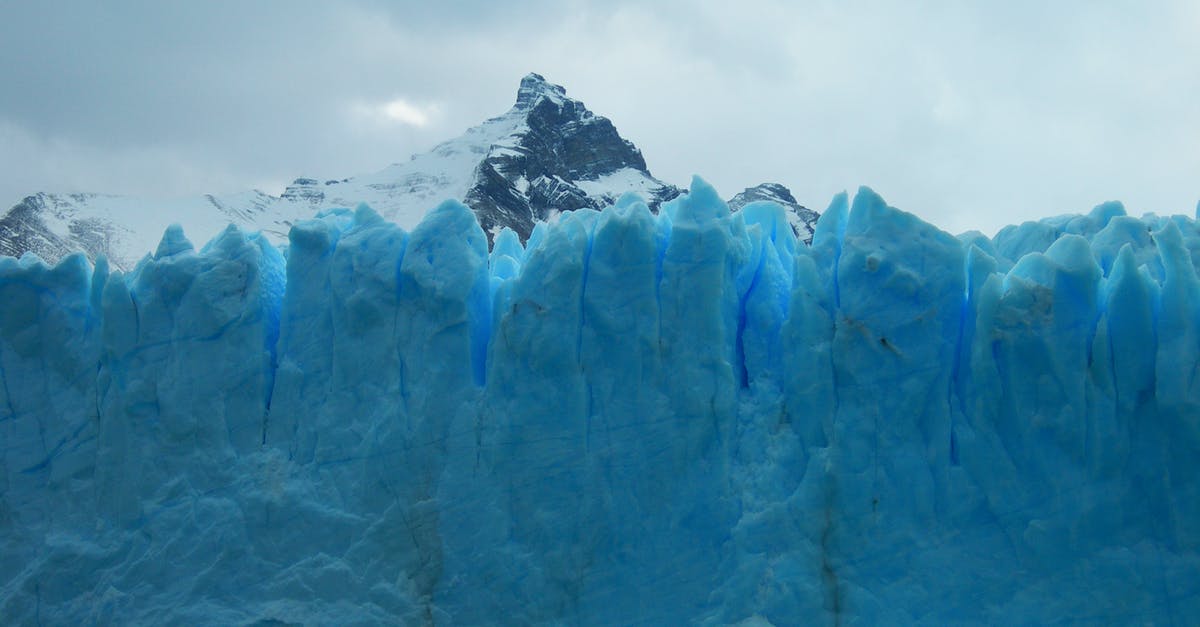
[0,81,537,269]
[2,74,725,269]
[1,180,1198,624]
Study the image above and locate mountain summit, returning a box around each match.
[514,72,568,108]
[0,74,816,268]
[458,72,682,241]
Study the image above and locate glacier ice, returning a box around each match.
[1,178,1199,624]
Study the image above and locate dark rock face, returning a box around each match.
[466,162,538,241]
[514,72,567,110]
[0,196,70,261]
[0,195,123,264]
[728,182,820,244]
[727,182,799,209]
[465,73,682,242]
[467,76,822,246]
[280,179,325,204]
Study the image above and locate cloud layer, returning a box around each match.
[2,0,1197,235]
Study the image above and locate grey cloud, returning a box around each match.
[1,0,1198,236]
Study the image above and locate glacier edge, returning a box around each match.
[1,180,1199,624]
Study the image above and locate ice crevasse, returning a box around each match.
[1,177,1198,624]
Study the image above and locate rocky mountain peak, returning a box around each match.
[514,72,568,110]
[280,178,325,204]
[729,182,799,207]
[728,182,820,244]
[465,73,677,242]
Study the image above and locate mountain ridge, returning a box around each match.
[0,73,817,269]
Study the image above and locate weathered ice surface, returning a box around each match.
[1,179,1198,624]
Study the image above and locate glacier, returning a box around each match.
[1,178,1198,624]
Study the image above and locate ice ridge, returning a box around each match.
[1,178,1198,624]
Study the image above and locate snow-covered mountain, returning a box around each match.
[0,73,817,269]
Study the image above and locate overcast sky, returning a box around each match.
[2,0,1198,235]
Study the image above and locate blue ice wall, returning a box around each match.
[2,182,1199,624]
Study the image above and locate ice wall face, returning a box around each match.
[2,180,1199,624]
